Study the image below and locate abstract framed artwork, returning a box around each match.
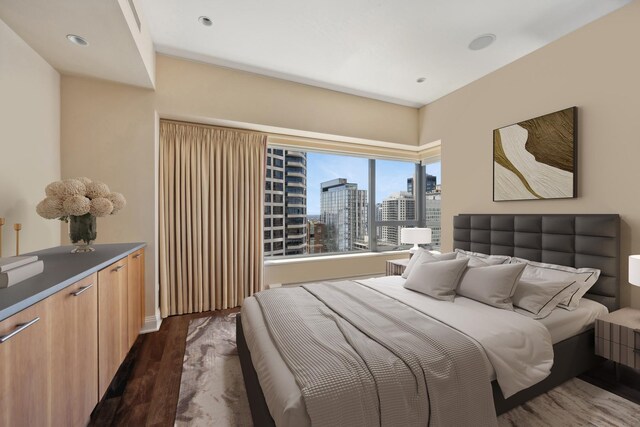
[493,107,577,201]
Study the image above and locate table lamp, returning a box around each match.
[630,255,640,287]
[401,228,432,255]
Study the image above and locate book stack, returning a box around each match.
[0,256,44,288]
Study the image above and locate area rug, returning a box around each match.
[176,314,640,427]
[175,313,252,427]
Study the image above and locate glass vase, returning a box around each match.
[69,213,97,253]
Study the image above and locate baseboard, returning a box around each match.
[140,307,163,334]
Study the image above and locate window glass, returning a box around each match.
[264,148,368,257]
[264,146,439,257]
[423,161,442,250]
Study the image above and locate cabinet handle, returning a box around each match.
[71,283,94,297]
[0,317,40,343]
[112,265,125,273]
[133,253,142,259]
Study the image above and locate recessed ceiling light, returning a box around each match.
[468,34,496,51]
[416,77,426,83]
[66,34,88,46]
[198,16,213,26]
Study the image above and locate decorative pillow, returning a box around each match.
[457,253,491,268]
[456,263,526,310]
[510,257,600,310]
[404,258,469,301]
[454,249,511,265]
[401,249,457,279]
[513,280,581,319]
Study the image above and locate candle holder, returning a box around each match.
[14,223,21,256]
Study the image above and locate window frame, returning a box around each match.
[265,145,439,259]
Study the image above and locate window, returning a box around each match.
[264,146,440,258]
[375,160,418,251]
[423,161,442,250]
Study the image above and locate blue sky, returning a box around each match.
[305,152,441,215]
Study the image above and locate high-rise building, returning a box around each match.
[320,178,367,252]
[407,174,437,195]
[380,191,415,246]
[425,193,441,250]
[264,148,307,256]
[307,220,326,254]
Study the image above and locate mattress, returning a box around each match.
[241,276,608,427]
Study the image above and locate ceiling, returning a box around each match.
[0,0,154,89]
[0,1,631,107]
[138,0,630,107]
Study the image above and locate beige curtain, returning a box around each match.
[159,120,266,317]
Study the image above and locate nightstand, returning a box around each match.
[386,259,410,276]
[595,308,640,369]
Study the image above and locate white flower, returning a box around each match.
[36,197,65,219]
[59,179,87,198]
[75,177,92,186]
[90,198,114,217]
[85,182,110,199]
[63,195,91,216]
[45,181,65,197]
[107,192,127,214]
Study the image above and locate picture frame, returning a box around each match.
[493,107,577,201]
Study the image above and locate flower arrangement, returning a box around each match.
[37,178,126,221]
[36,178,126,252]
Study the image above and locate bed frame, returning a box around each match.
[237,213,620,424]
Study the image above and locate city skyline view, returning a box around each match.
[264,147,441,257]
[306,152,442,215]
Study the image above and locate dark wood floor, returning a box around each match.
[89,308,239,427]
[90,310,640,426]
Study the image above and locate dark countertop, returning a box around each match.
[0,243,146,322]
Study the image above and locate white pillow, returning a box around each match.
[454,249,511,265]
[457,253,491,268]
[404,258,469,301]
[457,263,526,310]
[401,249,457,279]
[513,279,581,319]
[510,257,600,310]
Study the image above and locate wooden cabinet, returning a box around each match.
[48,273,98,427]
[386,258,410,276]
[0,245,145,426]
[0,298,50,427]
[98,259,129,398]
[595,308,640,369]
[127,249,145,348]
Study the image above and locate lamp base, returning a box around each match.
[409,244,420,255]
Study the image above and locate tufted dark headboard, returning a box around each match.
[453,214,620,312]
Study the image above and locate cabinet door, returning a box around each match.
[127,249,145,348]
[49,273,98,427]
[0,299,50,427]
[98,259,128,398]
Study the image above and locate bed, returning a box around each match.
[237,214,620,426]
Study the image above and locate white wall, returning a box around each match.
[0,18,60,256]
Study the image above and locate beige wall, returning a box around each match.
[419,1,640,308]
[61,56,419,323]
[0,18,60,256]
[156,55,418,146]
[60,77,158,319]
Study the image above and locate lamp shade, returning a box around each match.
[401,228,432,245]
[630,255,640,286]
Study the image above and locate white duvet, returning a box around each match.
[357,277,554,398]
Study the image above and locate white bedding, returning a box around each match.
[241,275,607,426]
